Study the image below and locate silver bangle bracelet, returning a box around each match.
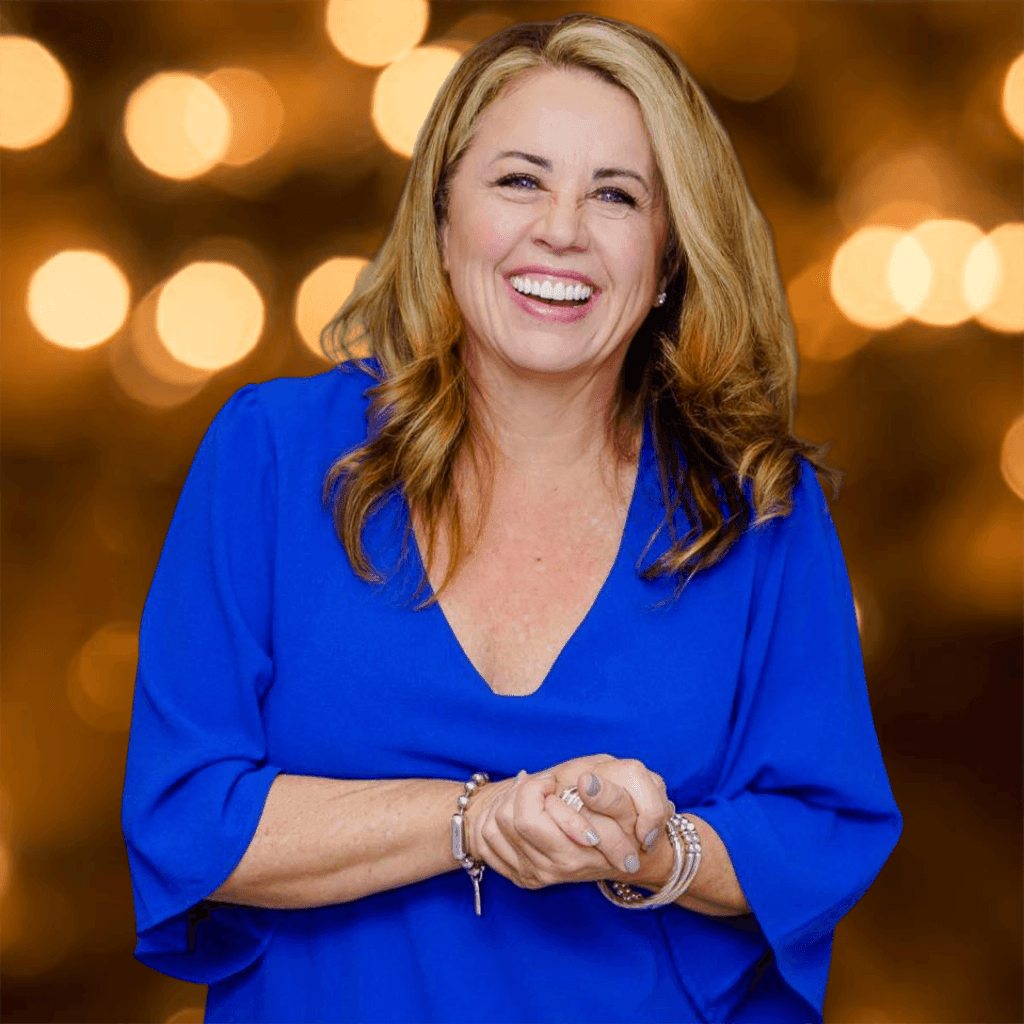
[450,772,489,916]
[596,813,702,910]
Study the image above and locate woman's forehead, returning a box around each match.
[468,67,657,172]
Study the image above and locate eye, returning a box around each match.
[495,173,541,190]
[593,187,638,208]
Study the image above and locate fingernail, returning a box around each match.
[585,774,601,797]
[624,854,640,874]
[584,829,600,846]
[642,828,661,852]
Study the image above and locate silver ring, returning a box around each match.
[559,786,584,812]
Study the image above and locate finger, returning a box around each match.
[541,792,602,848]
[541,795,641,878]
[581,768,672,852]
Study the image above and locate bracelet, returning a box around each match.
[450,771,489,916]
[596,813,702,910]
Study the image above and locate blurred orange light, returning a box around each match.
[67,622,139,733]
[26,250,131,350]
[901,219,986,326]
[371,46,460,157]
[963,237,999,311]
[829,227,909,330]
[888,235,931,313]
[326,0,429,67]
[295,256,368,356]
[975,223,1024,333]
[0,841,10,899]
[0,36,71,149]
[205,67,284,166]
[687,5,797,103]
[124,72,230,180]
[1001,415,1024,500]
[1002,53,1024,141]
[156,262,264,370]
[787,260,871,363]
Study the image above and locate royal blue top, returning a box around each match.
[122,359,901,1024]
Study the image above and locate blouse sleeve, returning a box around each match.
[668,460,902,1022]
[121,385,284,984]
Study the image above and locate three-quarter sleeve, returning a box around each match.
[121,386,283,984]
[668,461,902,1022]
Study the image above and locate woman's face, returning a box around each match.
[440,67,669,380]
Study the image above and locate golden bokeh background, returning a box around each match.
[1,2,1021,1021]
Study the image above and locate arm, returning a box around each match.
[633,811,750,917]
[209,774,467,909]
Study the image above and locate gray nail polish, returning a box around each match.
[586,774,601,797]
[624,854,640,874]
[584,829,600,846]
[642,827,661,852]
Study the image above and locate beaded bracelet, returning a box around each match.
[450,772,489,916]
[597,813,702,910]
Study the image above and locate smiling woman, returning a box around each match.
[122,14,901,1024]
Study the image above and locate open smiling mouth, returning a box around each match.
[509,275,594,307]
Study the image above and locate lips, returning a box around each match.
[504,276,599,324]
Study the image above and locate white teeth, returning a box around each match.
[510,275,593,301]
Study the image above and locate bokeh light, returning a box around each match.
[124,72,230,179]
[0,36,72,150]
[975,223,1024,333]
[788,260,872,363]
[294,256,368,356]
[26,250,131,350]
[963,238,999,312]
[204,67,284,167]
[1002,53,1024,141]
[156,261,264,370]
[829,227,909,330]
[682,4,797,103]
[0,840,10,899]
[371,46,461,157]
[900,219,986,326]
[325,0,429,67]
[1,876,77,978]
[1001,415,1024,500]
[111,285,213,409]
[888,235,931,313]
[66,622,139,733]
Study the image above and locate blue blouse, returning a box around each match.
[121,359,901,1024]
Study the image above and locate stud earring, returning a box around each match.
[654,291,667,307]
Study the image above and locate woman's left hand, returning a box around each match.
[543,754,675,860]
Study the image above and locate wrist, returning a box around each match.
[635,826,675,889]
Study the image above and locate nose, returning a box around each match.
[532,191,588,253]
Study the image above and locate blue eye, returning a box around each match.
[595,187,638,208]
[496,173,539,189]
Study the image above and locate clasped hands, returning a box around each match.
[463,754,676,892]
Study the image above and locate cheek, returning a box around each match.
[451,205,525,275]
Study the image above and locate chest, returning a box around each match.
[414,480,633,697]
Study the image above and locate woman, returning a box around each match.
[122,14,901,1024]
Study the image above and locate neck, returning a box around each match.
[461,341,634,486]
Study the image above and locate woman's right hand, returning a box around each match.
[463,768,649,889]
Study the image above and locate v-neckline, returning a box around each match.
[406,415,649,699]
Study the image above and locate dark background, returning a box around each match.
[1,2,1021,1022]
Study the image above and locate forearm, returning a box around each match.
[209,773,464,909]
[637,813,751,917]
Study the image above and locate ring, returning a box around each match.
[560,786,584,811]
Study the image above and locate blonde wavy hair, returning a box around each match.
[322,13,840,608]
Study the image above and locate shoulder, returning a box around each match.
[210,358,383,454]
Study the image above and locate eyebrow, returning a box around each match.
[492,150,651,195]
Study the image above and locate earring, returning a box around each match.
[654,291,667,307]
